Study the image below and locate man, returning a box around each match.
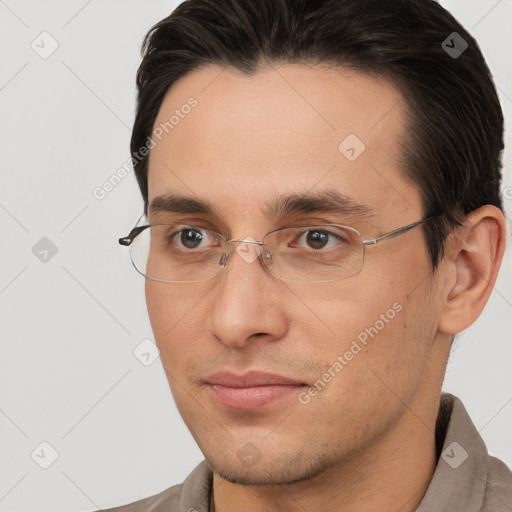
[111,0,511,510]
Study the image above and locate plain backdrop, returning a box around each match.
[0,1,511,510]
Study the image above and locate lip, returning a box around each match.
[205,371,307,410]
[205,371,305,387]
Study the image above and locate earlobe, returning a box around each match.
[437,205,507,335]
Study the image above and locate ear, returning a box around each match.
[437,205,508,335]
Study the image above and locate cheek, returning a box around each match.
[145,280,207,328]
[295,283,433,435]
[294,268,432,389]
[145,281,208,370]
[145,280,172,336]
[293,277,403,347]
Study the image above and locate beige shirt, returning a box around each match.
[103,393,512,511]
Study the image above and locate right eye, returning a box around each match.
[177,228,206,249]
[165,226,220,251]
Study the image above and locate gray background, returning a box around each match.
[0,0,511,510]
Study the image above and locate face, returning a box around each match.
[144,64,444,485]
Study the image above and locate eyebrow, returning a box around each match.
[148,190,375,222]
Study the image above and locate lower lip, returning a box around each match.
[207,384,306,410]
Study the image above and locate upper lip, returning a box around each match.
[205,371,305,387]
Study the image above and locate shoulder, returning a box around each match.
[102,482,182,511]
[101,460,212,512]
[481,455,512,511]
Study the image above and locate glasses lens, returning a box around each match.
[128,224,364,283]
[129,224,224,282]
[263,225,364,282]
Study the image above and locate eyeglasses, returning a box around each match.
[118,215,438,284]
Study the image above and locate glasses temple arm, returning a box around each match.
[118,225,150,246]
[362,216,438,246]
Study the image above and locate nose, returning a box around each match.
[208,239,287,348]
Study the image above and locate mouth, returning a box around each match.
[204,371,308,410]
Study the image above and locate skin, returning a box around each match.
[143,63,507,512]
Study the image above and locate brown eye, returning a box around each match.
[305,230,329,250]
[179,228,205,249]
[296,229,345,251]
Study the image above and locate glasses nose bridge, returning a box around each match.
[222,237,266,257]
[225,237,264,246]
[219,237,271,268]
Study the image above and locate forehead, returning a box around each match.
[146,63,420,225]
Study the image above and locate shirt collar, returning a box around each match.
[416,392,489,511]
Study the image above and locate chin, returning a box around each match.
[205,450,332,486]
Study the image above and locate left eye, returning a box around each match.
[296,229,344,250]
